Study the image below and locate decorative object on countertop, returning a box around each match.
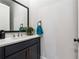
[26,27,34,35]
[19,24,25,32]
[0,30,5,39]
[36,20,44,36]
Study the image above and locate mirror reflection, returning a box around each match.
[0,2,10,31]
[0,0,28,31]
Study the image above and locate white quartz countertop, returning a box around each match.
[0,35,40,47]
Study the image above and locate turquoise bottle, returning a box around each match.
[36,21,43,36]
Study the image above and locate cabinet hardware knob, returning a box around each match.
[74,38,79,42]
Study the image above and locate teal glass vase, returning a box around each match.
[36,21,43,36]
[19,24,24,32]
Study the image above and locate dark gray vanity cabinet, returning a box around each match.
[26,43,40,59]
[0,37,40,59]
[0,48,4,59]
[6,49,27,59]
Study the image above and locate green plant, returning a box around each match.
[26,27,34,35]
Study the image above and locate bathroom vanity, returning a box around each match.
[0,35,40,59]
[0,1,41,59]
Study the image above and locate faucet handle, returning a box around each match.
[17,33,19,37]
[21,33,23,36]
[13,34,15,37]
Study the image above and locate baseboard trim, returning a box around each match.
[41,56,47,59]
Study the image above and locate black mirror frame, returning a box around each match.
[5,0,29,33]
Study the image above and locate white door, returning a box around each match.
[78,0,79,59]
[75,0,79,59]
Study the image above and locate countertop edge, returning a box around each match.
[0,35,41,48]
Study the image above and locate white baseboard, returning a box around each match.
[41,56,47,59]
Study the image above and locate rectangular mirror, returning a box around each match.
[0,0,29,32]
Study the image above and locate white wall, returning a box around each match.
[29,0,78,59]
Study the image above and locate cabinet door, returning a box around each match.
[6,49,27,59]
[27,43,40,59]
[0,48,4,59]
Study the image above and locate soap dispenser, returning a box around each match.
[36,21,43,36]
[0,30,5,39]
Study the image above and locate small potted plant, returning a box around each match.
[26,27,34,35]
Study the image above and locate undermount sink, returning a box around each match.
[5,35,37,40]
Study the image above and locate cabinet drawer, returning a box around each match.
[5,38,39,57]
[6,49,27,59]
